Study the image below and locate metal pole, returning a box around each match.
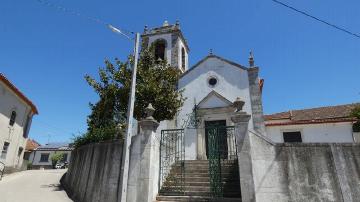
[120,32,140,202]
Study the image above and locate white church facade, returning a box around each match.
[142,21,266,162]
[141,21,360,202]
[142,21,359,162]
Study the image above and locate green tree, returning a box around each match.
[51,152,64,167]
[74,46,185,148]
[351,105,360,132]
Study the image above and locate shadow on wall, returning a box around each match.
[250,132,360,202]
[60,140,123,202]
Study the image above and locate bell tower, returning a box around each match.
[141,20,190,72]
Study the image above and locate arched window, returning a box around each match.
[9,111,16,126]
[154,39,166,61]
[181,47,186,70]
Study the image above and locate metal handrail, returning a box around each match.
[0,161,5,181]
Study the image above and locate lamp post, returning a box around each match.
[108,24,140,202]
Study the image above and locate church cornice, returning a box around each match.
[180,54,248,79]
[141,25,190,51]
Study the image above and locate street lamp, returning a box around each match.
[108,24,140,202]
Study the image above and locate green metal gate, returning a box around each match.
[207,126,236,197]
[159,129,185,195]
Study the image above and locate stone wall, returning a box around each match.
[250,132,360,202]
[61,140,123,202]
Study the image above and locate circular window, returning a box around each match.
[208,77,218,87]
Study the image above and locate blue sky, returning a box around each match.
[1,0,359,144]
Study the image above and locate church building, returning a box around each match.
[140,21,360,201]
[62,21,360,202]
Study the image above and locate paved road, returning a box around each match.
[0,169,72,202]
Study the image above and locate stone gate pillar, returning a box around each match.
[231,98,256,202]
[130,104,160,202]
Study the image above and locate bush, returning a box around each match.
[51,153,64,168]
[351,105,360,132]
[353,122,360,132]
[73,126,121,148]
[27,162,32,170]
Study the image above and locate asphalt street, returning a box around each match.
[0,169,72,202]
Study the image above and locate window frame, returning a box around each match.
[282,131,303,143]
[39,153,50,162]
[207,76,219,88]
[1,142,10,159]
[9,111,17,126]
[62,153,68,162]
[18,147,24,157]
[181,47,186,70]
[23,115,32,138]
[154,39,167,61]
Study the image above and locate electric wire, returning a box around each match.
[272,0,360,39]
[36,0,134,40]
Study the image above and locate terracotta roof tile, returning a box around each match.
[0,73,38,114]
[265,103,360,126]
[26,139,41,151]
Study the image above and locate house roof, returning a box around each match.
[180,54,248,79]
[25,139,41,152]
[0,73,38,114]
[36,142,73,151]
[265,103,359,126]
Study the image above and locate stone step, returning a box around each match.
[164,181,240,186]
[167,176,240,183]
[170,173,239,178]
[184,181,239,186]
[156,196,241,202]
[177,161,238,166]
[159,191,241,197]
[161,185,240,192]
[170,169,238,174]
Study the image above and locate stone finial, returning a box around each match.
[143,25,148,33]
[145,103,155,119]
[233,97,245,112]
[249,51,255,67]
[163,20,169,27]
[175,20,180,27]
[209,49,213,55]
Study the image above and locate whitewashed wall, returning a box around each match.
[31,150,72,166]
[177,39,188,71]
[0,81,33,168]
[178,57,254,159]
[266,122,354,143]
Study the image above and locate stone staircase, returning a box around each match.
[156,160,241,202]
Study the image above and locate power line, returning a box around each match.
[271,0,360,39]
[36,0,134,38]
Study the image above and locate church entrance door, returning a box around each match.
[205,120,228,159]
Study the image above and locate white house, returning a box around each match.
[31,142,73,169]
[264,103,359,143]
[0,73,38,173]
[24,139,41,165]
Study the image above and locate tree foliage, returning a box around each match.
[74,46,185,148]
[51,152,64,166]
[351,105,360,132]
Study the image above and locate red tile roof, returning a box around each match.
[265,103,359,126]
[25,139,41,151]
[0,73,38,114]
